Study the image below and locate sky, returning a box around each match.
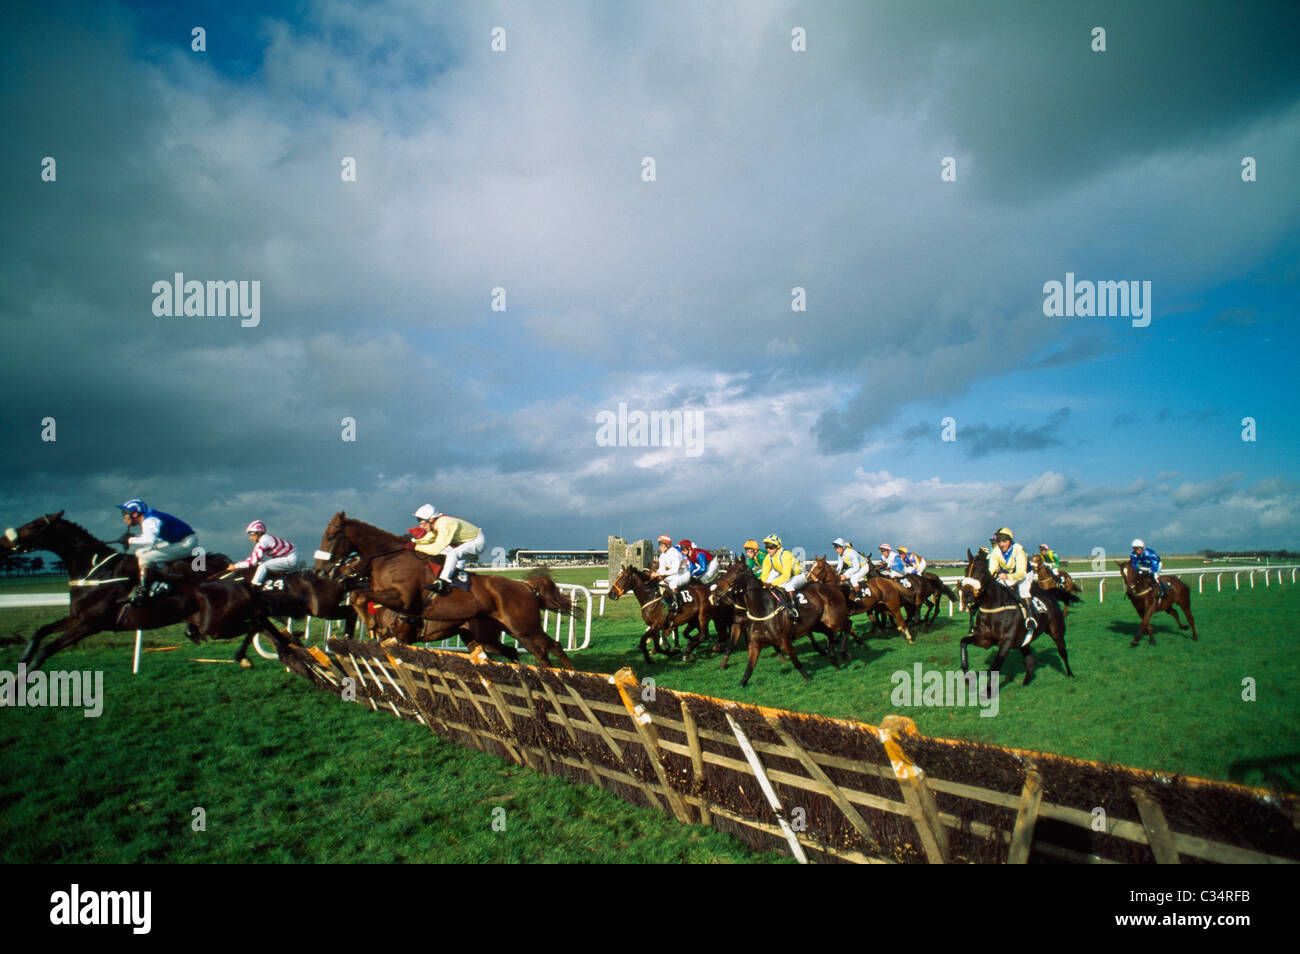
[2,0,1298,562]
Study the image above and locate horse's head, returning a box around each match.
[315,511,352,571]
[710,559,753,605]
[960,547,990,610]
[1116,560,1138,596]
[2,511,70,556]
[608,564,637,601]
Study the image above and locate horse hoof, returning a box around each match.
[239,658,253,669]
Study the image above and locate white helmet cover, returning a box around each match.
[1131,538,1144,549]
[414,504,439,521]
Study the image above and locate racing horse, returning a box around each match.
[2,511,290,669]
[313,512,575,668]
[1116,561,1198,646]
[710,559,854,687]
[806,556,913,642]
[1029,554,1082,615]
[958,548,1078,688]
[607,564,716,663]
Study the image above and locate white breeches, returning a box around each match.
[781,574,807,593]
[696,558,720,584]
[135,535,198,569]
[664,568,691,590]
[846,564,870,587]
[439,531,485,581]
[252,552,299,584]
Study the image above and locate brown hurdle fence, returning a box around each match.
[282,639,1300,864]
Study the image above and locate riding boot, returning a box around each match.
[424,579,449,596]
[1021,600,1038,635]
[130,567,155,605]
[782,590,800,621]
[662,588,678,615]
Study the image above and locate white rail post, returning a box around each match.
[1098,578,1105,603]
[1198,575,1204,594]
[132,630,143,674]
[1235,572,1240,590]
[1217,572,1222,592]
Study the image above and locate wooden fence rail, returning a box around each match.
[283,639,1300,864]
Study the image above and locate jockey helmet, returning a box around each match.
[118,499,148,514]
[832,537,847,549]
[995,527,1014,541]
[743,539,759,551]
[898,546,909,554]
[245,520,267,535]
[678,539,693,551]
[1131,539,1144,550]
[879,542,892,551]
[762,533,782,549]
[414,504,438,521]
[657,534,672,545]
[1039,543,1049,550]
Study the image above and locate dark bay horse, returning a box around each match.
[710,560,854,687]
[958,549,1078,689]
[314,512,575,668]
[1116,562,1198,646]
[2,511,287,669]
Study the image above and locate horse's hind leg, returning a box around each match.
[785,635,811,681]
[234,629,256,669]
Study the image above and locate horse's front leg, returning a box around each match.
[20,615,75,665]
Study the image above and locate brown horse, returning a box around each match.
[1116,562,1198,646]
[607,564,715,663]
[1,512,284,669]
[313,512,575,668]
[807,556,912,642]
[710,560,854,686]
[1029,554,1081,615]
[958,548,1077,689]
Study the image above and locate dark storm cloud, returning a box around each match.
[963,407,1071,459]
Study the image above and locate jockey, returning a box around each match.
[118,499,198,604]
[898,546,926,575]
[832,537,869,590]
[1038,543,1062,579]
[679,539,719,584]
[877,543,904,578]
[1130,539,1167,598]
[742,539,764,578]
[231,520,299,586]
[760,532,806,620]
[410,504,485,595]
[988,526,1036,633]
[651,534,691,613]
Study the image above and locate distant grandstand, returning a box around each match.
[515,549,608,567]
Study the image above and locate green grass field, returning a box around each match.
[2,563,1297,863]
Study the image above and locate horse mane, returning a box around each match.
[48,514,104,544]
[341,514,406,547]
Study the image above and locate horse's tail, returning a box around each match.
[1059,587,1083,605]
[523,568,574,615]
[932,577,960,603]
